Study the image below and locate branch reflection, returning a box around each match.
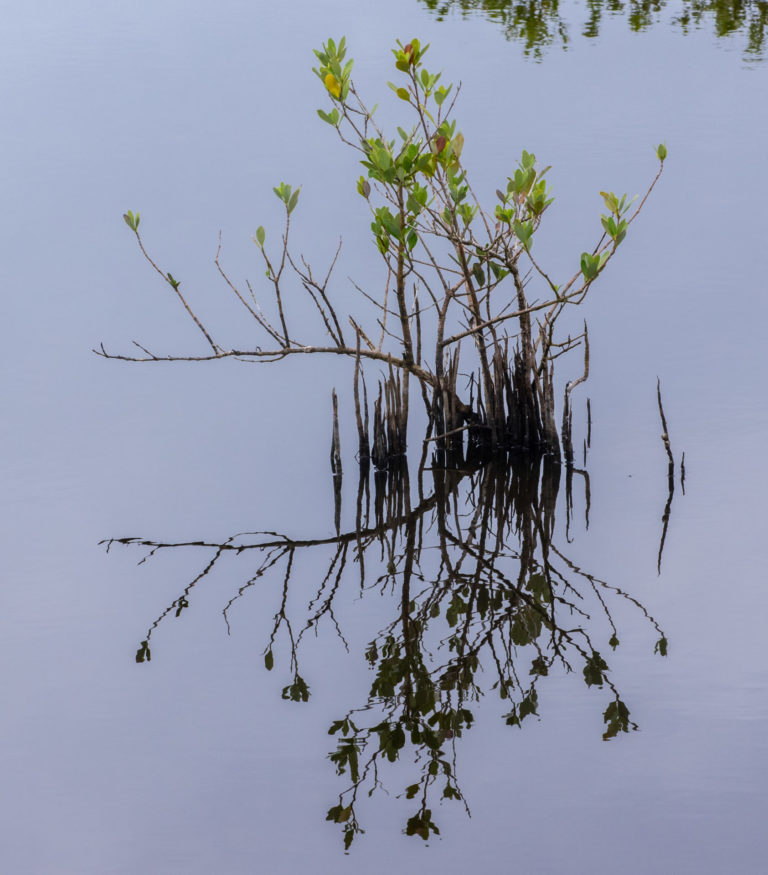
[104,453,668,848]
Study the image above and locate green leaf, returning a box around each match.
[255,225,266,247]
[396,87,410,102]
[580,252,600,281]
[287,188,301,215]
[377,208,401,239]
[600,191,619,214]
[451,131,464,160]
[434,84,451,106]
[513,219,534,248]
[601,215,617,237]
[489,262,508,282]
[471,263,485,286]
[373,144,392,172]
[122,210,139,231]
[264,649,274,670]
[656,142,667,162]
[317,108,339,126]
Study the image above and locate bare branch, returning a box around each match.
[132,228,219,353]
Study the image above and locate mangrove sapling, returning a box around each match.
[100,38,666,462]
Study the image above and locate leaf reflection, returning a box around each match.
[104,451,669,847]
[418,0,768,60]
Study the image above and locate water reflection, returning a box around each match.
[420,0,569,56]
[105,452,668,847]
[419,0,768,59]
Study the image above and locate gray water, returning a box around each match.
[2,2,767,872]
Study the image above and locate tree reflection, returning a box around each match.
[420,0,569,57]
[419,0,768,60]
[104,453,667,847]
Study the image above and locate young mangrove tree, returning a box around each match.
[100,36,666,465]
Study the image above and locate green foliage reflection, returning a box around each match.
[419,0,768,59]
[421,0,569,56]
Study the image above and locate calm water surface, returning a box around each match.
[1,1,767,872]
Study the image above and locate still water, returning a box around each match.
[1,1,767,872]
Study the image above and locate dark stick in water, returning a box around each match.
[656,378,674,574]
